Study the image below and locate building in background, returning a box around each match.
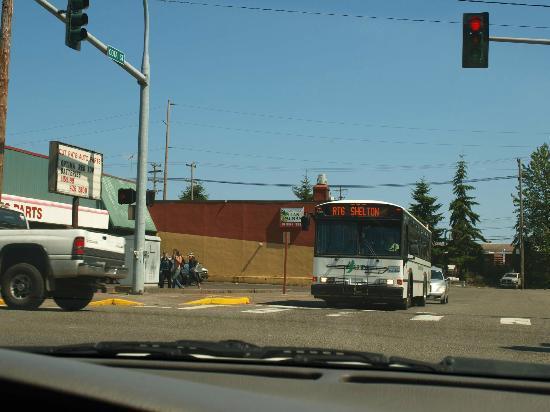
[2,146,157,235]
[148,177,332,285]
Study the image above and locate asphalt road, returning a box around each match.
[1,286,549,365]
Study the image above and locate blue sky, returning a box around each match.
[6,0,550,242]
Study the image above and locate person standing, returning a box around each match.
[172,250,184,288]
[158,251,173,288]
[188,252,201,289]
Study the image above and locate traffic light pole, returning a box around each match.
[490,36,550,46]
[34,0,147,85]
[35,0,150,294]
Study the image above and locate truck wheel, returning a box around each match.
[0,263,45,310]
[53,283,94,311]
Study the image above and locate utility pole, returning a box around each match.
[186,162,196,200]
[336,186,347,200]
[517,158,525,290]
[163,99,175,200]
[0,0,14,203]
[148,162,162,193]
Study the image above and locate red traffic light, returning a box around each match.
[469,16,482,32]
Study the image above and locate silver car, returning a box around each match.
[428,267,449,304]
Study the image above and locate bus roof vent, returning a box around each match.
[317,174,328,185]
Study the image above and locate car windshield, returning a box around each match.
[431,271,444,280]
[2,1,549,385]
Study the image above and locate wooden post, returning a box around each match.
[72,197,79,228]
[0,0,14,202]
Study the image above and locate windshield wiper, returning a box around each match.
[10,341,550,379]
[12,340,388,368]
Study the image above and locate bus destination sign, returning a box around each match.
[316,204,402,219]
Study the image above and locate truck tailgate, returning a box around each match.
[84,231,126,261]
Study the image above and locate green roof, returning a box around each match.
[4,147,156,233]
[101,175,156,232]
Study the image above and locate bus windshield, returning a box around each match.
[315,220,401,257]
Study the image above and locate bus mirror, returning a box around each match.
[301,215,310,231]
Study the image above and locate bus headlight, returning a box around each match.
[320,277,328,283]
[386,279,394,285]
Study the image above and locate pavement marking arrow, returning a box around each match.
[500,317,531,325]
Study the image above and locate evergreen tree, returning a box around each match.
[447,156,485,275]
[179,181,209,200]
[292,173,314,201]
[513,144,550,287]
[409,179,445,265]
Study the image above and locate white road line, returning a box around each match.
[137,306,159,308]
[179,304,230,310]
[411,314,444,321]
[242,307,292,314]
[326,312,354,317]
[265,305,321,310]
[500,317,531,326]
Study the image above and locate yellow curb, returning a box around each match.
[183,297,250,305]
[89,298,144,307]
[0,298,4,306]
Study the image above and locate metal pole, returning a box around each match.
[34,0,147,85]
[72,196,79,228]
[132,0,150,294]
[163,99,171,200]
[518,158,525,290]
[490,36,550,46]
[0,0,14,203]
[283,232,288,294]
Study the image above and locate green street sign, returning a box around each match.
[107,46,125,65]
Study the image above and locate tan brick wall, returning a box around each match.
[158,231,313,283]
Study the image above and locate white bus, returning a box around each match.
[309,200,431,309]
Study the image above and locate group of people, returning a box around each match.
[159,249,201,289]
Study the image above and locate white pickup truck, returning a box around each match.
[0,206,127,311]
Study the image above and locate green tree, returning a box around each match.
[513,143,550,287]
[409,179,445,266]
[292,173,314,201]
[447,156,485,276]
[179,181,209,200]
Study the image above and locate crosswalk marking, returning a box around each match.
[411,314,444,321]
[242,307,291,314]
[500,317,531,325]
[179,304,230,310]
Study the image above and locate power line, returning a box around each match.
[156,0,550,30]
[8,106,162,137]
[458,0,550,8]
[167,174,515,189]
[171,120,533,148]
[174,103,549,137]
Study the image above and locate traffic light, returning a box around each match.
[462,12,489,68]
[65,0,89,51]
[146,190,155,207]
[118,188,136,205]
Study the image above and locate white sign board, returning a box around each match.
[1,194,109,229]
[280,207,304,229]
[48,141,103,200]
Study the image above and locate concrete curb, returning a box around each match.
[183,297,251,305]
[89,298,144,307]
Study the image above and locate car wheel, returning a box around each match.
[445,295,449,304]
[0,263,46,310]
[53,282,95,311]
